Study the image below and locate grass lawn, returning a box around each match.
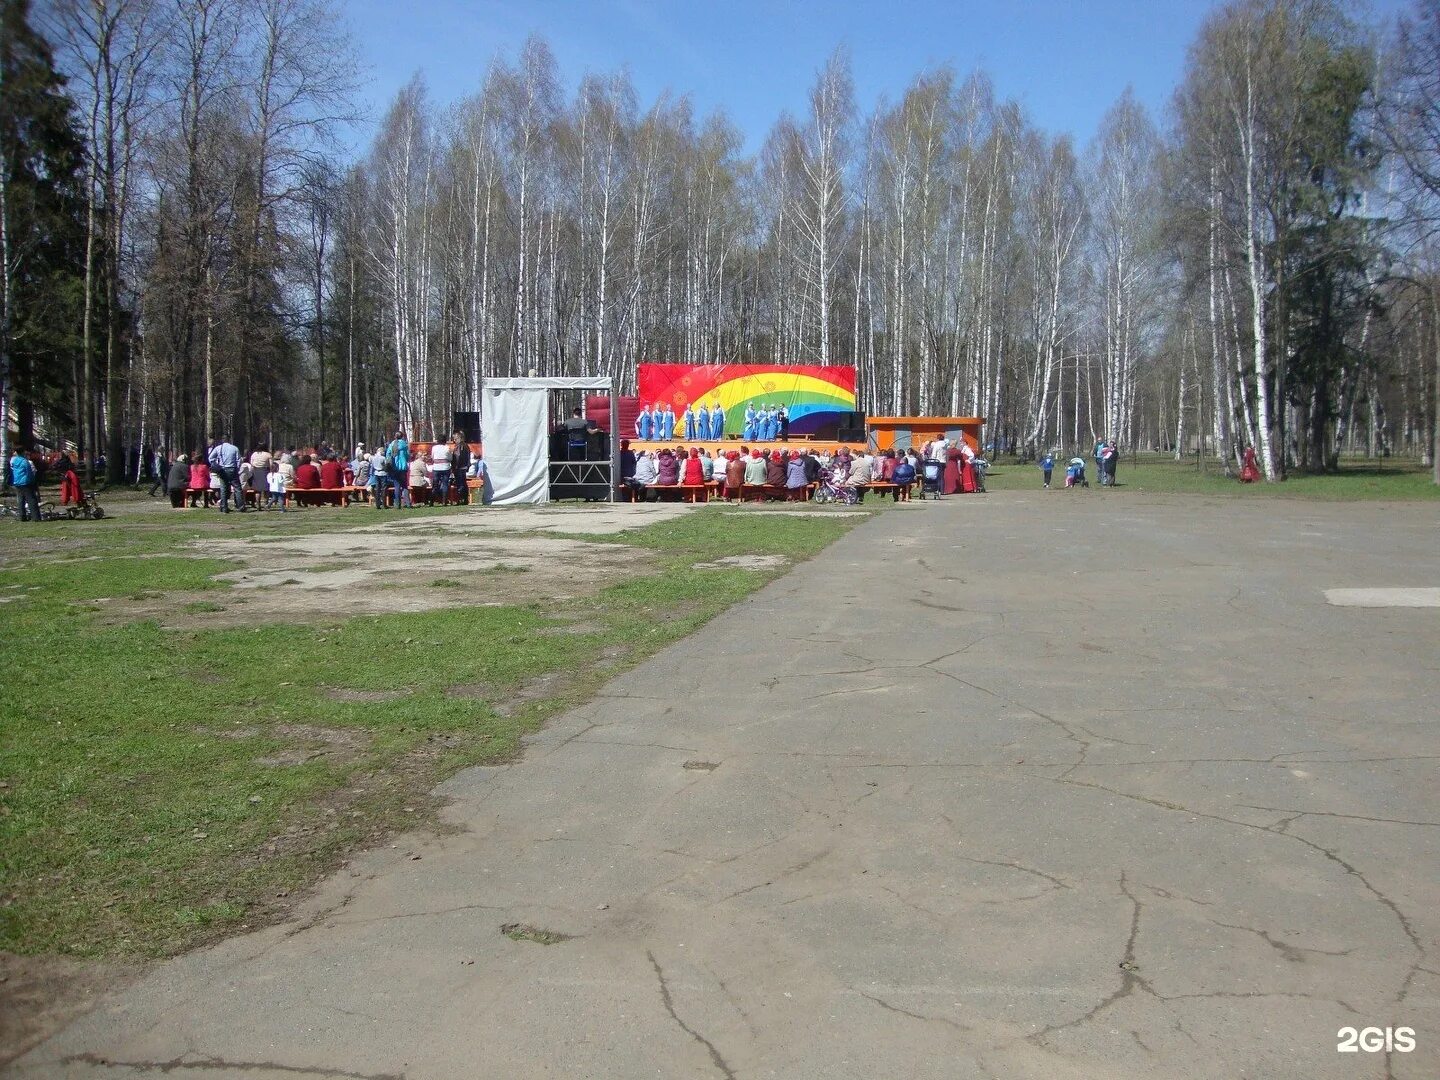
[980,452,1440,500]
[0,500,870,960]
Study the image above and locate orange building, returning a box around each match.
[867,416,985,454]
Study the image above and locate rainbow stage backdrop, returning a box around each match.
[637,364,857,437]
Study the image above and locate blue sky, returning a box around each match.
[340,0,1410,155]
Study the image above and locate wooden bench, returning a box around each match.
[856,481,911,501]
[291,485,358,507]
[644,483,711,503]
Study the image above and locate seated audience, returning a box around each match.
[724,452,745,500]
[408,455,431,502]
[319,454,345,489]
[683,449,705,486]
[744,450,767,486]
[765,452,785,487]
[293,454,321,489]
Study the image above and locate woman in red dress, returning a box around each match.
[1239,445,1261,483]
[959,444,978,493]
[943,447,962,494]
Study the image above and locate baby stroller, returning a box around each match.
[920,459,944,499]
[1065,457,1089,489]
[972,457,989,493]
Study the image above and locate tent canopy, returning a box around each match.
[485,377,613,391]
[480,377,617,506]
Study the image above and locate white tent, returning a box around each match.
[480,377,617,505]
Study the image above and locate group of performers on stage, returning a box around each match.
[634,401,790,442]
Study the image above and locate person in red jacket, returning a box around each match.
[58,454,84,507]
[682,448,704,486]
[318,454,346,505]
[292,454,321,505]
[293,454,321,488]
[188,456,211,507]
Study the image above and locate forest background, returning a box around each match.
[5,0,1440,484]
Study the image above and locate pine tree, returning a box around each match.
[0,0,88,462]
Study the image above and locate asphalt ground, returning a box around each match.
[8,492,1438,1079]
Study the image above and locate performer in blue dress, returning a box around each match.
[742,404,757,441]
[710,400,725,439]
[636,405,653,441]
[696,404,709,442]
[660,404,676,441]
[759,406,775,441]
[682,403,696,440]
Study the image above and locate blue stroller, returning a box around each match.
[920,459,944,499]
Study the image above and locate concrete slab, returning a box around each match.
[1325,587,1440,607]
[7,494,1438,1079]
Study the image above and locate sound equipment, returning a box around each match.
[837,427,865,443]
[586,430,610,460]
[841,411,866,430]
[453,411,481,443]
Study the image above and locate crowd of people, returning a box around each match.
[619,434,986,503]
[153,431,491,511]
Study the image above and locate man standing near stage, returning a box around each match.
[207,434,246,513]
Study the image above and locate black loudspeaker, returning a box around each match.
[453,411,481,442]
[837,427,865,442]
[846,411,867,429]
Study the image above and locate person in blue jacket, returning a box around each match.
[660,403,676,440]
[8,446,40,522]
[636,405,653,441]
[696,403,709,442]
[743,404,757,441]
[682,403,696,440]
[710,401,725,440]
[1040,452,1054,489]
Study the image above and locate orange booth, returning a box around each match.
[868,416,985,454]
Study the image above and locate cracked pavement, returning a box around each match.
[6,493,1439,1078]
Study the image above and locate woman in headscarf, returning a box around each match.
[765,450,786,488]
[656,448,680,486]
[724,451,745,501]
[744,449,767,489]
[630,449,657,500]
[786,451,808,500]
[959,441,978,493]
[682,448,705,486]
[1239,445,1261,483]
